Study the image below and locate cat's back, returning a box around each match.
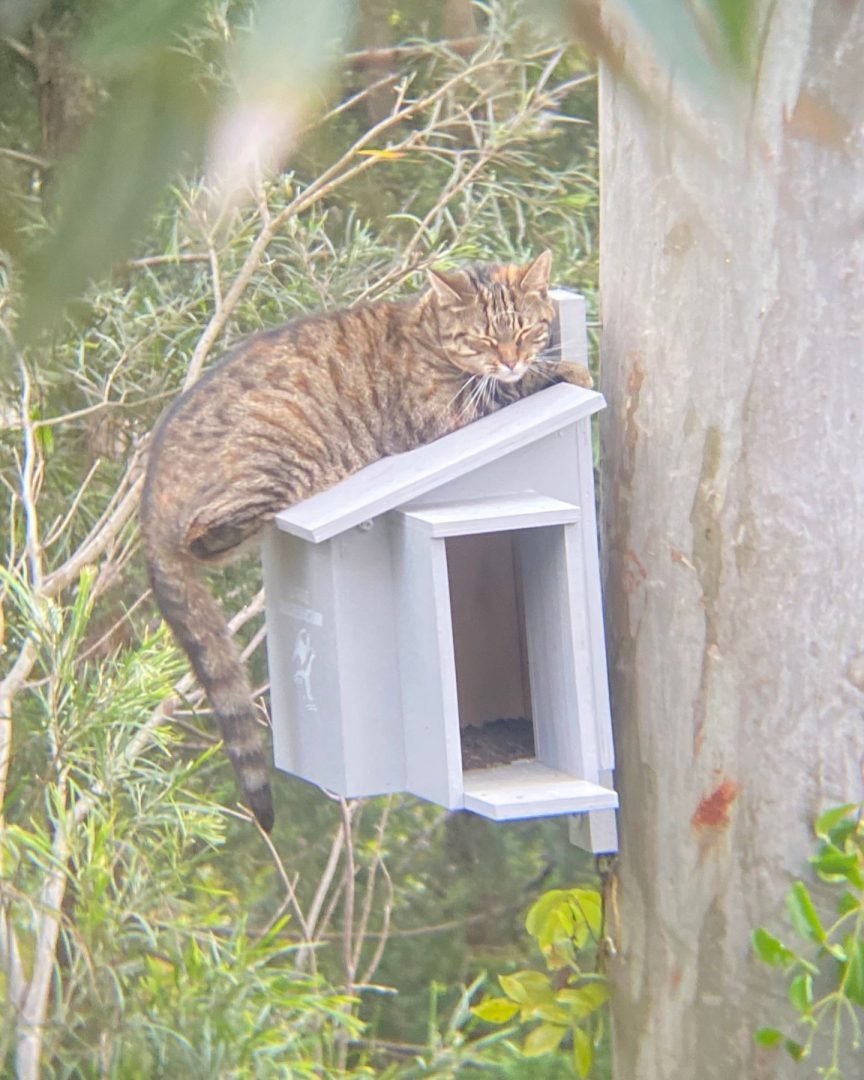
[141,300,412,541]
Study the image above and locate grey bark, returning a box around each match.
[600,3,864,1078]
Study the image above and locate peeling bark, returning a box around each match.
[600,3,864,1077]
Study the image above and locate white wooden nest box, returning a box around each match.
[262,290,618,853]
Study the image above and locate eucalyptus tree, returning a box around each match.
[597,2,864,1076]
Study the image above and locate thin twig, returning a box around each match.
[72,589,151,665]
[305,823,346,944]
[18,368,43,591]
[339,798,357,995]
[41,462,145,599]
[44,460,102,548]
[360,861,394,987]
[352,797,392,974]
[342,36,485,70]
[124,253,210,269]
[0,146,51,170]
[254,824,312,944]
[2,37,33,64]
[16,762,69,1080]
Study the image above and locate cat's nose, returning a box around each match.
[498,343,518,368]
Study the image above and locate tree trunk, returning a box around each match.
[600,4,864,1078]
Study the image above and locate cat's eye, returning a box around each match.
[517,325,547,344]
[452,334,496,353]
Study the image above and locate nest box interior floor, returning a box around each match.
[459,716,535,770]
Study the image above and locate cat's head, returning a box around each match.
[425,251,555,384]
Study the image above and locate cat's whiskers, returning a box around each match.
[444,374,478,416]
[533,347,560,363]
[466,376,490,420]
[477,374,499,415]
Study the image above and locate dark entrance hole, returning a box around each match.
[445,531,536,771]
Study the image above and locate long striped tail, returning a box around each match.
[145,545,274,831]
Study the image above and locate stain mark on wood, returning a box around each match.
[691,778,740,831]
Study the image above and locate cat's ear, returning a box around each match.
[427,267,475,307]
[519,249,552,294]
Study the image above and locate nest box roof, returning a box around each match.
[274,383,604,543]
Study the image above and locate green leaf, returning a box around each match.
[556,981,609,1019]
[814,804,858,841]
[703,0,758,76]
[811,847,863,887]
[754,1027,784,1048]
[784,1039,806,1062]
[838,891,860,917]
[522,1022,567,1057]
[569,889,603,946]
[81,0,206,75]
[844,939,864,1008]
[471,997,520,1024]
[572,1027,593,1078]
[525,887,603,954]
[498,971,552,1006]
[535,1001,571,1025]
[786,882,825,943]
[525,889,570,942]
[751,928,796,968]
[19,51,210,339]
[788,973,813,1015]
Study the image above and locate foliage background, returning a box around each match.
[0,1,606,1076]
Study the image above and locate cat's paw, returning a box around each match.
[556,361,593,389]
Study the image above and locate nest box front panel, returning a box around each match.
[403,426,581,514]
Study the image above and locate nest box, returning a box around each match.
[262,289,618,853]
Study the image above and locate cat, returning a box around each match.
[139,251,592,831]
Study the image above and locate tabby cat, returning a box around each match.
[140,251,592,831]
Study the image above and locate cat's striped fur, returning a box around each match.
[140,252,591,831]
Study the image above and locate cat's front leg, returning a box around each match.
[549,360,593,389]
[515,360,593,399]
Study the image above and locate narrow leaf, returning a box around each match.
[788,973,813,1015]
[814,804,858,840]
[811,848,863,887]
[786,882,825,943]
[572,1027,593,1078]
[751,928,796,968]
[844,939,864,1008]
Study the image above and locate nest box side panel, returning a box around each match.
[568,774,619,854]
[573,415,614,772]
[517,522,601,783]
[568,413,618,854]
[330,524,406,795]
[392,518,463,809]
[549,288,588,364]
[262,528,349,793]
